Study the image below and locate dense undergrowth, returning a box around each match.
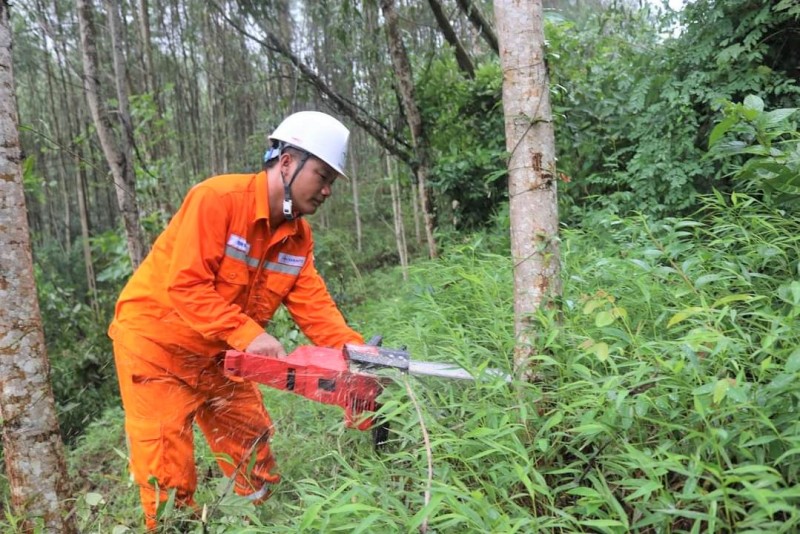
[32,188,798,533]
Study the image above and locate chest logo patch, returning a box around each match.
[277,252,306,267]
[227,234,251,253]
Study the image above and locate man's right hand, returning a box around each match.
[245,333,287,357]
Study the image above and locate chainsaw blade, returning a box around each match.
[408,360,475,380]
[409,361,512,382]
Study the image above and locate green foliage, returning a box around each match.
[418,59,508,229]
[708,95,799,207]
[549,1,800,219]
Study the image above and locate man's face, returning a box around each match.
[283,154,338,215]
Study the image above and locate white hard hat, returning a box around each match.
[269,111,350,177]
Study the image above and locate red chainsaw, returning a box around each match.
[223,336,510,447]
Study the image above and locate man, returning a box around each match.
[108,111,364,530]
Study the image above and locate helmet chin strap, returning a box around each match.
[281,151,311,221]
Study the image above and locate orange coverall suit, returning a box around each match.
[109,171,363,529]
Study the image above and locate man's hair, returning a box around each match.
[264,145,308,169]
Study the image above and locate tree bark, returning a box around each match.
[456,0,499,55]
[77,0,146,268]
[0,4,77,531]
[426,0,475,78]
[380,0,438,259]
[494,0,562,374]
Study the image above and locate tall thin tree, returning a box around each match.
[494,0,562,373]
[380,0,438,259]
[0,3,77,531]
[77,0,146,267]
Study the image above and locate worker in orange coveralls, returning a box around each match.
[108,111,364,530]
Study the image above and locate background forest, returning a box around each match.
[3,0,800,531]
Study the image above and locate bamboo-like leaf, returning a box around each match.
[667,307,706,327]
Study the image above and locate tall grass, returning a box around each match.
[20,192,799,533]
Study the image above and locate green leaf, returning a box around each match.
[593,342,610,362]
[709,114,738,147]
[595,310,615,327]
[667,307,706,328]
[763,108,797,127]
[743,94,765,112]
[711,294,754,308]
[786,347,800,373]
[713,379,730,404]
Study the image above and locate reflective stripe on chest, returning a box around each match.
[224,244,306,276]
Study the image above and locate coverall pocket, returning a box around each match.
[216,257,250,304]
[265,273,295,298]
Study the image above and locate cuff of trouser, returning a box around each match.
[226,319,265,352]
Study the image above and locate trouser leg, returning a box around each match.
[113,336,204,531]
[195,369,281,501]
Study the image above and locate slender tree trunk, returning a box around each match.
[77,0,145,267]
[36,9,73,252]
[137,0,160,108]
[380,0,438,259]
[387,152,409,280]
[427,0,475,78]
[0,4,77,531]
[411,180,422,247]
[75,151,100,317]
[203,11,220,174]
[495,0,562,374]
[456,0,499,55]
[350,133,363,253]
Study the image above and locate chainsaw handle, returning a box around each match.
[366,335,383,347]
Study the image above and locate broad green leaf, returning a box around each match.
[713,379,730,404]
[763,108,797,127]
[709,114,738,147]
[596,310,615,327]
[743,94,765,112]
[594,342,610,362]
[786,347,800,373]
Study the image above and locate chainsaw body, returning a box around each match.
[223,344,406,431]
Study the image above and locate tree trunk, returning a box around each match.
[387,152,409,280]
[350,133,363,253]
[77,0,146,268]
[494,0,562,374]
[76,150,100,317]
[426,0,475,78]
[0,4,77,531]
[456,0,499,55]
[380,0,438,259]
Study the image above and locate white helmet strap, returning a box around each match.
[282,148,311,221]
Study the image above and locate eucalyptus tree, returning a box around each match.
[77,0,146,267]
[380,0,438,259]
[495,0,562,373]
[0,3,76,530]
